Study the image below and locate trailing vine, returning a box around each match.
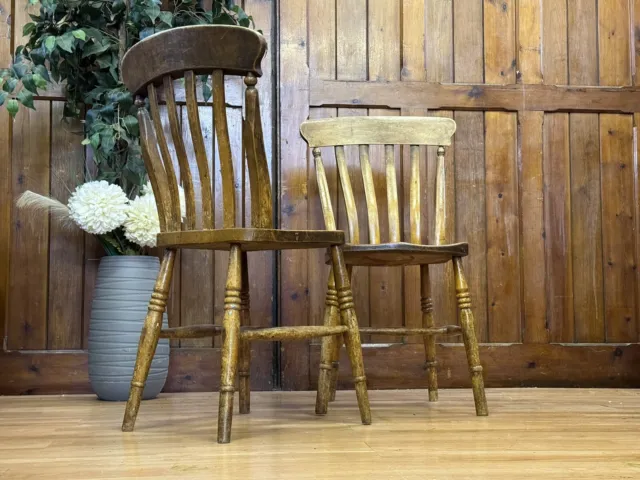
[0,0,256,197]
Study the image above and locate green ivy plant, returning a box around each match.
[0,0,256,198]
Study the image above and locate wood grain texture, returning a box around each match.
[543,114,573,342]
[569,0,603,343]
[453,0,485,342]
[279,0,310,389]
[484,0,520,343]
[310,79,640,113]
[484,112,521,343]
[600,114,636,342]
[598,0,631,87]
[47,104,84,350]
[519,111,547,343]
[8,101,51,350]
[8,389,640,478]
[180,106,215,348]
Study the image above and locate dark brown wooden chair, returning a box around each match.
[300,117,488,417]
[120,25,371,444]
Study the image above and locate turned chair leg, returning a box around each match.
[420,265,438,402]
[328,265,351,402]
[238,251,251,415]
[453,257,488,416]
[217,245,243,443]
[316,269,339,415]
[122,249,176,432]
[331,246,371,425]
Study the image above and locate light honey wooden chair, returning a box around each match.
[120,25,371,443]
[300,117,488,417]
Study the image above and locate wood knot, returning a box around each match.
[244,74,257,87]
[420,297,433,313]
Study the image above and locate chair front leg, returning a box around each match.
[316,268,339,415]
[330,246,371,425]
[453,257,488,416]
[122,249,176,432]
[218,245,243,443]
[238,251,251,415]
[420,264,438,402]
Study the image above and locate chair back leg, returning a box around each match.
[122,249,177,432]
[453,257,488,416]
[217,245,244,443]
[316,268,339,415]
[420,265,439,402]
[330,246,371,425]
[238,251,251,415]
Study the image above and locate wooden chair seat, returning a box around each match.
[157,228,344,251]
[325,242,468,266]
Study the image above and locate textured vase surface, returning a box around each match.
[88,256,169,401]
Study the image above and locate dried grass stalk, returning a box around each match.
[15,191,77,231]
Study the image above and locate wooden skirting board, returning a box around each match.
[1,343,639,395]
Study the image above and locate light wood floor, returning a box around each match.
[1,389,639,479]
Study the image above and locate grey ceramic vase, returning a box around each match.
[88,256,169,401]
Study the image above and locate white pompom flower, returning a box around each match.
[123,194,159,248]
[67,181,128,234]
[123,182,187,248]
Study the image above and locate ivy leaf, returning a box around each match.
[29,44,47,65]
[202,82,212,103]
[12,62,29,80]
[0,91,6,107]
[56,33,76,53]
[2,77,18,93]
[146,4,161,23]
[17,90,35,110]
[158,11,173,27]
[71,29,87,41]
[21,74,38,94]
[32,73,48,89]
[81,137,91,145]
[22,22,36,36]
[44,36,56,53]
[89,132,100,150]
[82,41,110,57]
[6,99,19,117]
[34,65,50,82]
[121,115,139,136]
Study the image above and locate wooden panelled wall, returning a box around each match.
[278,0,640,390]
[0,0,276,394]
[2,0,640,395]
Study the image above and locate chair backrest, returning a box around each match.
[300,117,456,245]
[121,25,271,232]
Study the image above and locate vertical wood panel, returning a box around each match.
[484,0,521,342]
[47,104,84,350]
[542,0,573,342]
[426,0,456,333]
[244,0,275,344]
[599,1,636,342]
[308,0,336,332]
[368,0,402,342]
[336,0,370,338]
[0,0,12,347]
[454,0,487,341]
[569,0,604,342]
[518,1,546,344]
[280,0,310,389]
[401,0,427,338]
[600,114,637,342]
[8,102,51,350]
[180,106,215,348]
